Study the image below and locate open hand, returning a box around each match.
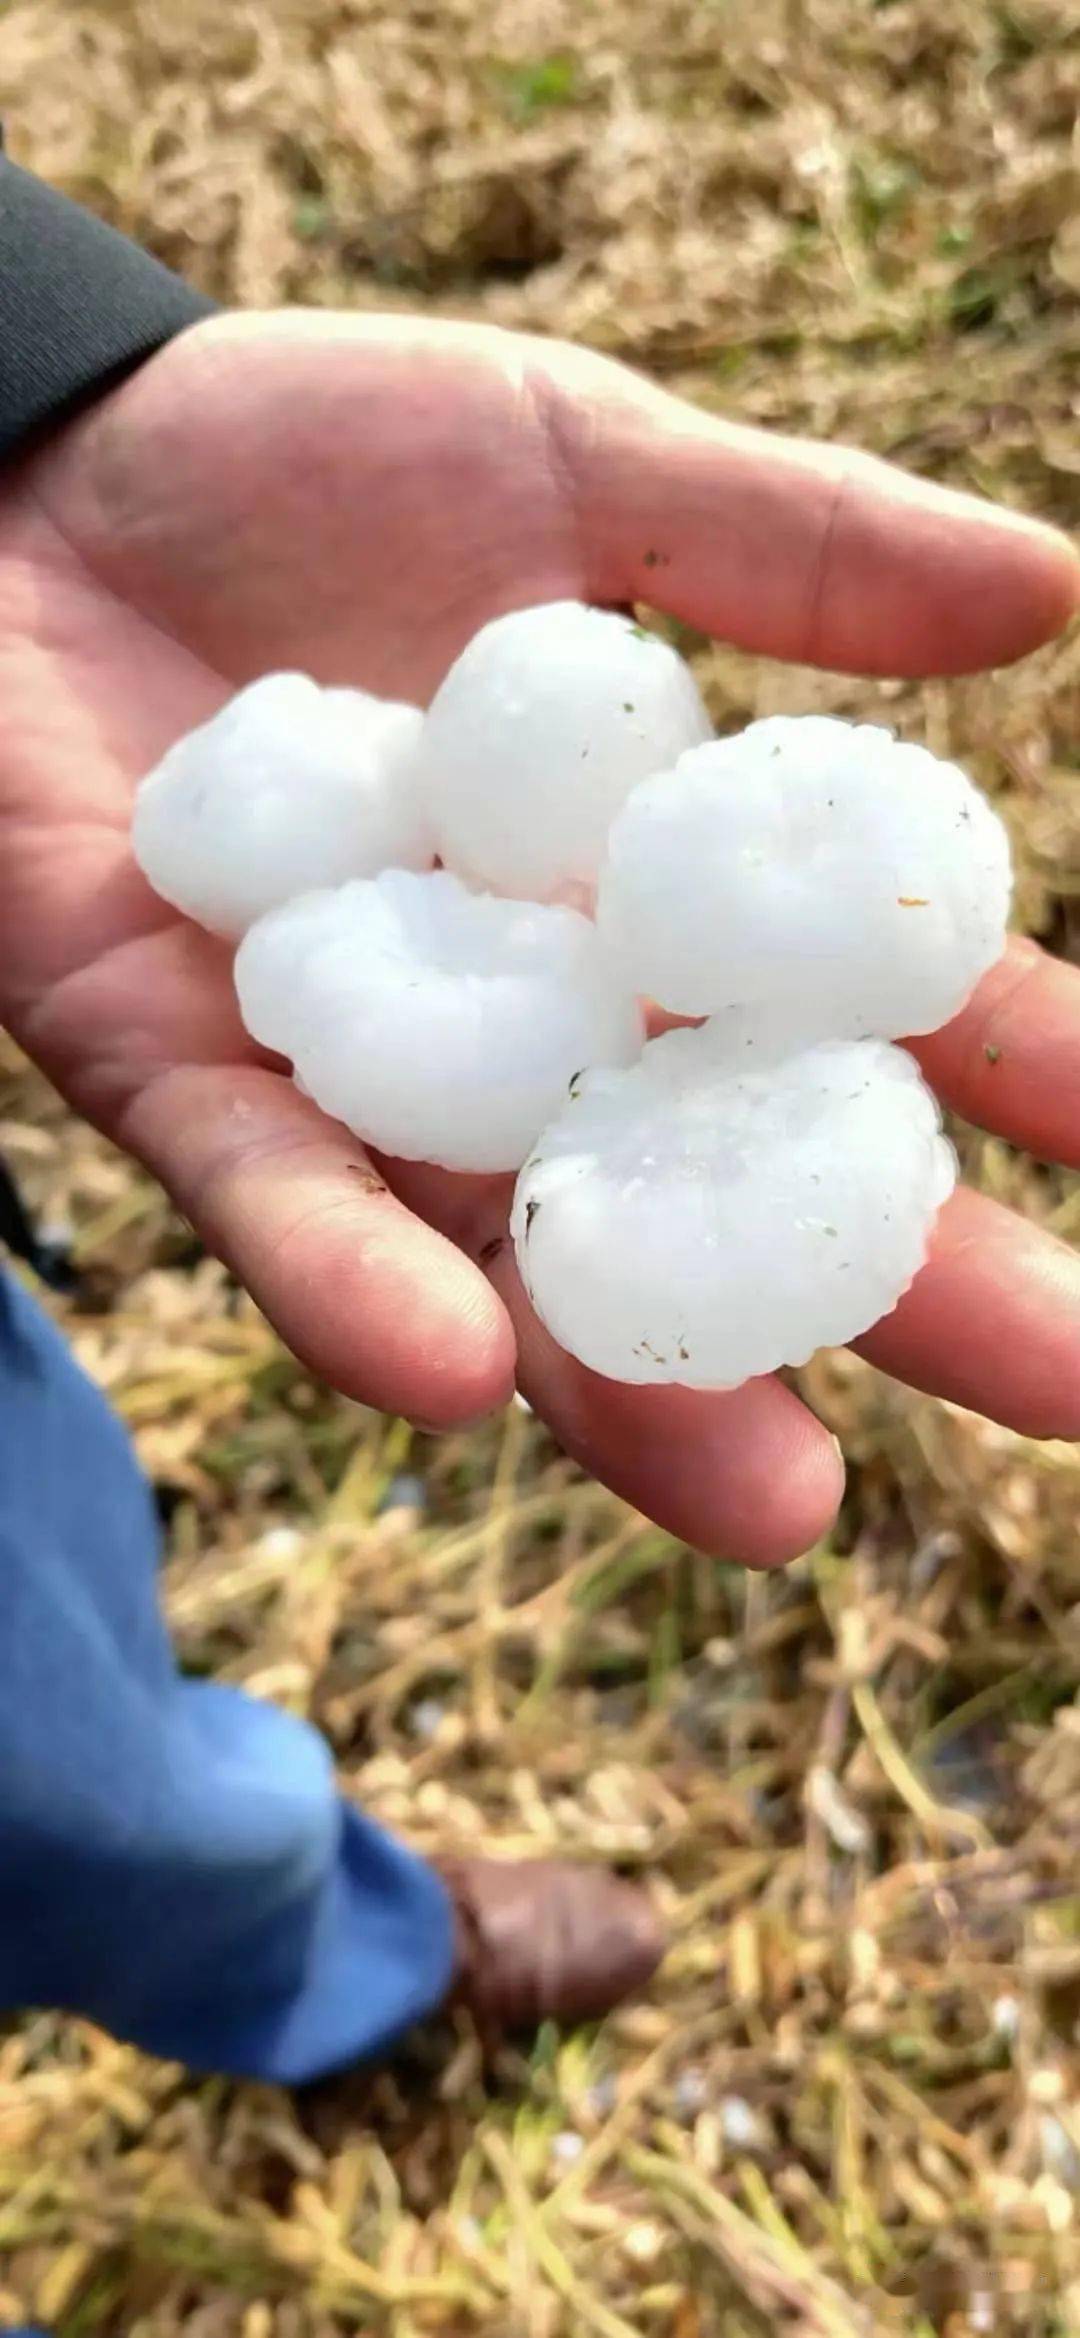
[2,309,1078,1563]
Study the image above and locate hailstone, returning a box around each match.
[133,672,431,939]
[128,620,998,1401]
[416,601,712,902]
[597,715,1011,1039]
[511,1023,956,1388]
[235,869,644,1173]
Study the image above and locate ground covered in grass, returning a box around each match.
[1,0,1080,2330]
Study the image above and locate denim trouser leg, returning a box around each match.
[0,1271,454,2082]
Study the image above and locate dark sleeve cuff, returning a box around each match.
[0,157,219,460]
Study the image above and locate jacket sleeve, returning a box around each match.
[0,154,218,460]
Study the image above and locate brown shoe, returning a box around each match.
[436,1857,664,2033]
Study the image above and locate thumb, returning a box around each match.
[536,339,1080,675]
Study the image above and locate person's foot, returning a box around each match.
[436,1856,664,2032]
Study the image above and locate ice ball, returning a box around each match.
[416,601,712,902]
[133,672,432,939]
[235,868,644,1173]
[511,1021,956,1388]
[597,715,1011,1040]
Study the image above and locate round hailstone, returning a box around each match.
[235,869,644,1173]
[511,1023,956,1388]
[132,672,431,939]
[597,715,1011,1040]
[417,601,713,902]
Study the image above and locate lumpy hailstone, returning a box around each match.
[512,1024,956,1388]
[132,672,431,939]
[417,600,713,901]
[236,869,644,1173]
[597,715,1011,1039]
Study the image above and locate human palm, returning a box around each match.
[2,309,1079,1565]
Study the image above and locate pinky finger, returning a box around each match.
[121,1062,518,1428]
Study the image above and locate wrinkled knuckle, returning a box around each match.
[801,448,855,667]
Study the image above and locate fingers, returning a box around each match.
[487,1246,845,1566]
[542,344,1080,675]
[119,1063,517,1428]
[912,937,1080,1170]
[855,1185,1080,1438]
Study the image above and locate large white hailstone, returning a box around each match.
[235,869,644,1172]
[417,601,713,901]
[597,715,1011,1039]
[132,673,431,939]
[511,1023,956,1388]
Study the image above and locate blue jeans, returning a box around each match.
[0,1272,455,2082]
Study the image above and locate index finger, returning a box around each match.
[912,937,1080,1170]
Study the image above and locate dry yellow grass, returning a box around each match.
[1,1,1080,2331]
